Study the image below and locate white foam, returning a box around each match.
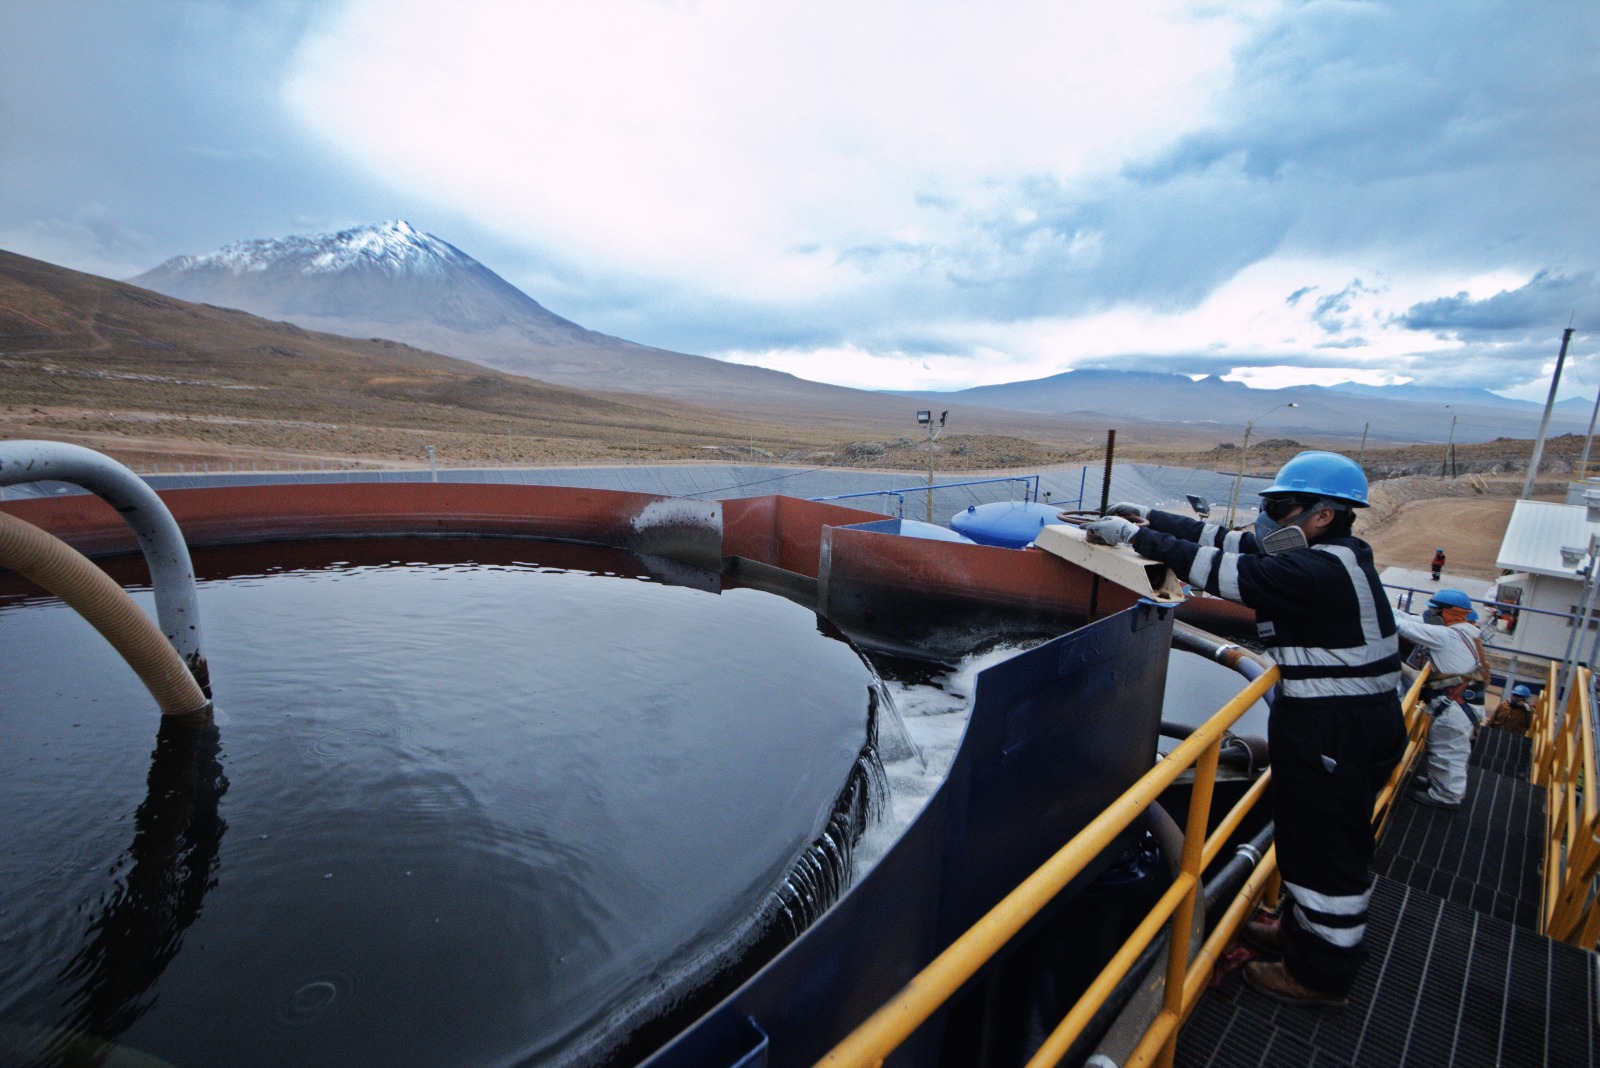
[854,643,1038,877]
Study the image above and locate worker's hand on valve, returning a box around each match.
[1085,516,1139,546]
[1106,502,1150,521]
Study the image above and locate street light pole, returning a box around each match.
[1225,402,1298,528]
[917,410,948,523]
[1522,327,1576,500]
[1444,407,1457,478]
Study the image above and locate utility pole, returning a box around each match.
[1522,327,1575,500]
[1225,402,1298,528]
[917,410,948,523]
[1358,421,1370,467]
[1443,407,1457,478]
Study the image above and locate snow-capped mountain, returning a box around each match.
[127,221,919,419]
[157,219,458,277]
[131,220,593,340]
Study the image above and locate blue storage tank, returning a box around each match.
[843,517,978,543]
[949,501,1063,548]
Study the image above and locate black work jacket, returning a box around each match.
[1131,511,1402,710]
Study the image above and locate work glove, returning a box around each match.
[1106,502,1150,520]
[1085,516,1139,546]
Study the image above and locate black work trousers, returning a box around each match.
[1268,698,1406,996]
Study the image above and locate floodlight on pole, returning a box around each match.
[919,410,948,523]
[1224,402,1299,528]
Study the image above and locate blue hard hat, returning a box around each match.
[1512,684,1532,698]
[1260,451,1369,507]
[1428,588,1473,611]
[1467,609,1479,622]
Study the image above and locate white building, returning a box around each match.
[1488,497,1600,689]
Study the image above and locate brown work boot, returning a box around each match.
[1242,960,1348,1007]
[1242,916,1291,956]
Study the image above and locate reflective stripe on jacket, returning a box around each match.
[1134,512,1402,706]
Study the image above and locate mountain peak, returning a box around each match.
[130,219,593,335]
[157,219,471,281]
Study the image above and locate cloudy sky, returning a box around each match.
[2,0,1597,400]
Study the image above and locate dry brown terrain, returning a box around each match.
[1,247,1587,528]
[1358,473,1574,577]
[0,250,1117,472]
[1364,495,1511,579]
[1,247,1562,605]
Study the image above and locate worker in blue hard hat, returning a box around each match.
[1086,450,1403,1008]
[1395,588,1488,810]
[1486,683,1535,735]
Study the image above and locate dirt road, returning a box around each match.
[1362,496,1514,580]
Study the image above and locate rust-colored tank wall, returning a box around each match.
[722,496,885,577]
[818,525,1147,658]
[0,484,724,570]
[3,484,1256,645]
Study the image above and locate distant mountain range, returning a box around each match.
[128,221,922,428]
[887,369,1591,443]
[130,221,1590,445]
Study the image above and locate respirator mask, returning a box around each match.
[1254,496,1343,556]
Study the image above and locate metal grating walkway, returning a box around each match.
[1177,729,1600,1068]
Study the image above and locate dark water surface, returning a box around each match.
[0,540,877,1067]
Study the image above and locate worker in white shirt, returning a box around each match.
[1395,588,1487,809]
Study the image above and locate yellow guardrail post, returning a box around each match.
[816,668,1279,1068]
[1153,737,1221,1068]
[1532,662,1560,789]
[1545,667,1600,945]
[1374,669,1433,839]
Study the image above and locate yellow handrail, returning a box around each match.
[1537,663,1600,946]
[816,667,1280,1067]
[818,661,1436,1068]
[1571,460,1600,485]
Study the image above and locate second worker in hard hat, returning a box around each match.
[1486,684,1535,735]
[1084,450,1405,1009]
[1394,588,1489,809]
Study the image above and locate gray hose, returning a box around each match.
[1057,803,1195,1068]
[1173,620,1276,707]
[1067,625,1279,1067]
[1078,821,1276,1068]
[0,440,206,687]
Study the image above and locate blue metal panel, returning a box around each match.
[640,600,1175,1068]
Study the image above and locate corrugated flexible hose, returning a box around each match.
[0,509,208,715]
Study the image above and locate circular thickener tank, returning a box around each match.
[0,537,885,1068]
[949,501,1064,548]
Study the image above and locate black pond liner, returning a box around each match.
[0,537,912,1068]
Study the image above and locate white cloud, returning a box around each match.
[708,257,1582,394]
[9,0,1580,401]
[283,0,1256,300]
